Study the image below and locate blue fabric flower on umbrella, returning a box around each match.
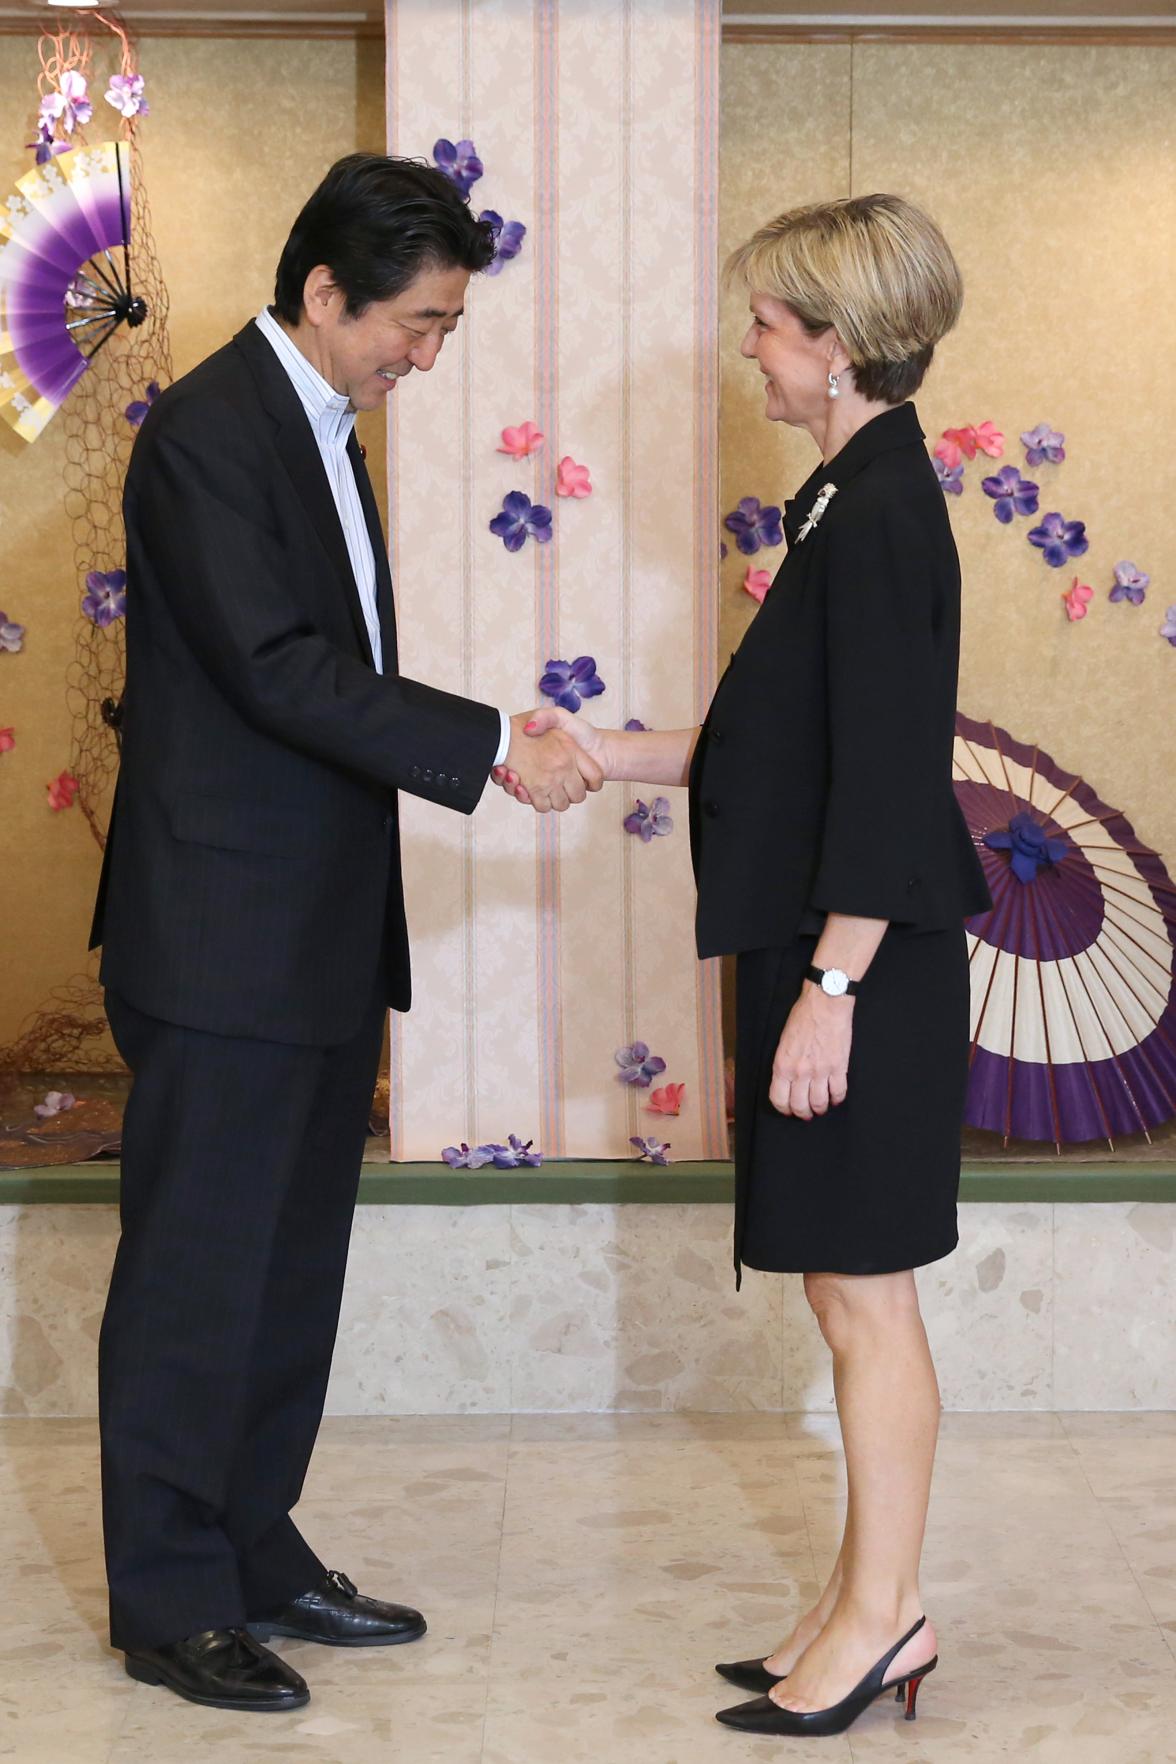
[538,656,605,713]
[82,570,127,627]
[490,491,553,553]
[981,465,1039,524]
[433,138,483,195]
[615,1042,667,1088]
[480,210,526,276]
[983,811,1070,884]
[630,1135,671,1166]
[723,496,783,556]
[1027,512,1088,568]
[623,797,673,842]
[1021,424,1065,467]
[1109,561,1149,606]
[934,456,964,495]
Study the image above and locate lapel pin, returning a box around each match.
[797,482,838,542]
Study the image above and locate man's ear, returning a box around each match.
[301,265,338,328]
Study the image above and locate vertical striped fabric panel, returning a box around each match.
[386,0,727,1162]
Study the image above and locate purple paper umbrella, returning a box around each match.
[0,140,138,444]
[1027,512,1088,568]
[981,465,1039,524]
[953,711,1176,1147]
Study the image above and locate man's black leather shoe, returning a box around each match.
[124,1626,310,1711]
[248,1568,427,1648]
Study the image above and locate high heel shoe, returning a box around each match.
[715,1615,937,1738]
[714,1658,786,1695]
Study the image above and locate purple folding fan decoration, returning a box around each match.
[0,141,142,443]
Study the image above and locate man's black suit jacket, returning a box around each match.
[90,319,501,1046]
[690,401,991,958]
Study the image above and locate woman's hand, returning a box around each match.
[768,985,852,1120]
[493,706,611,806]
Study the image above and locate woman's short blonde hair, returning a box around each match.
[726,193,962,403]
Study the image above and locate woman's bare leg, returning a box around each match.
[770,1268,940,1714]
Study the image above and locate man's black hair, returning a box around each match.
[273,152,496,323]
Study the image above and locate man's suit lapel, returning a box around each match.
[233,320,376,669]
[347,432,398,675]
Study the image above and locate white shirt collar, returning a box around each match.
[254,305,355,451]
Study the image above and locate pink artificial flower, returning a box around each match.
[1062,579,1093,622]
[743,566,771,604]
[556,456,592,498]
[973,421,1005,459]
[934,422,1003,469]
[0,728,14,754]
[47,770,79,811]
[34,1090,78,1119]
[497,421,544,459]
[648,1082,686,1117]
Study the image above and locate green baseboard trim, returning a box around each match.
[1,1158,1175,1207]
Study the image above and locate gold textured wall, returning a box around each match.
[0,34,386,1048]
[3,33,1174,1056]
[721,41,1176,875]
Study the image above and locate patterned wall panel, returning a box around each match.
[385,0,727,1161]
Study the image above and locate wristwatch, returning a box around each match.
[805,964,859,998]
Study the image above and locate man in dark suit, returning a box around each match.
[90,153,598,1713]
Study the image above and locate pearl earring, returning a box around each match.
[827,372,840,400]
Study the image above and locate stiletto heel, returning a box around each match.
[716,1615,938,1738]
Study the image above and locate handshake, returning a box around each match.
[493,707,610,813]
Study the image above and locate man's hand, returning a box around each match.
[768,985,853,1120]
[499,710,604,812]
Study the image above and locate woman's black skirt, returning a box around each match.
[733,925,970,1283]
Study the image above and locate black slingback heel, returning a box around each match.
[715,1615,937,1738]
[714,1657,787,1695]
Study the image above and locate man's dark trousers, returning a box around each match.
[98,956,387,1652]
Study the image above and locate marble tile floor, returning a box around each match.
[1,1412,1174,1764]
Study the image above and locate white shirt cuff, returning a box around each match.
[492,709,511,769]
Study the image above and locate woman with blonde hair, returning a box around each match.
[499,192,990,1737]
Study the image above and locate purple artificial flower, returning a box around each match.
[623,797,673,842]
[538,655,605,713]
[489,491,553,553]
[39,70,91,136]
[981,464,1039,524]
[723,496,784,556]
[27,122,69,164]
[1021,424,1065,467]
[479,1135,544,1169]
[34,1090,77,1118]
[983,811,1070,885]
[433,137,483,195]
[934,455,964,495]
[1160,605,1176,647]
[125,381,160,428]
[720,541,729,561]
[630,1135,671,1166]
[0,613,26,654]
[615,1042,667,1088]
[1027,512,1088,569]
[624,718,648,732]
[104,72,149,119]
[82,570,127,627]
[441,1142,494,1169]
[1109,560,1149,606]
[479,210,526,276]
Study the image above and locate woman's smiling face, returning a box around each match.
[740,292,841,427]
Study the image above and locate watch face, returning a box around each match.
[821,968,850,997]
